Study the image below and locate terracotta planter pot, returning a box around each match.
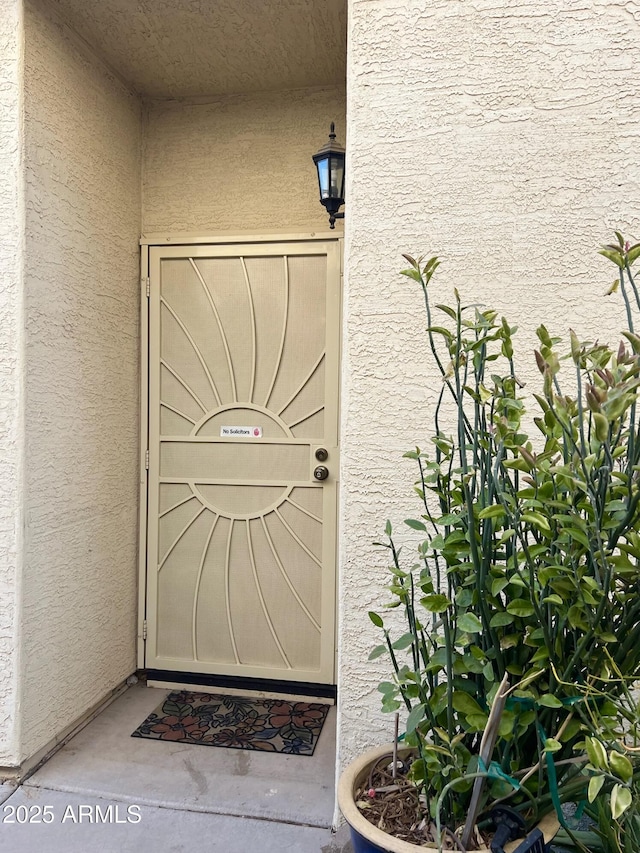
[338,744,559,853]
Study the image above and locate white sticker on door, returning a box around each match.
[220,426,263,438]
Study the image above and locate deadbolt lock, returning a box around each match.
[313,465,329,481]
[315,447,329,462]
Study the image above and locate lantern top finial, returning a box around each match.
[312,124,345,161]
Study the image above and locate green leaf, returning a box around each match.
[593,412,609,443]
[622,331,640,354]
[368,611,384,628]
[478,505,506,520]
[498,529,516,545]
[506,600,536,618]
[538,694,563,709]
[456,588,473,608]
[530,647,550,664]
[426,326,454,341]
[611,784,633,820]
[469,645,485,661]
[569,329,581,363]
[537,324,552,347]
[491,577,509,596]
[384,520,392,537]
[498,712,515,737]
[423,744,451,759]
[599,248,625,268]
[368,644,387,661]
[563,527,591,550]
[560,719,582,743]
[457,613,483,634]
[628,244,640,266]
[466,713,489,731]
[421,593,451,613]
[405,518,427,532]
[483,662,495,682]
[521,511,551,534]
[425,648,448,671]
[478,383,492,404]
[588,775,605,803]
[450,777,474,793]
[586,737,609,770]
[423,257,440,281]
[400,267,422,282]
[392,632,415,650]
[452,691,484,717]
[542,594,563,606]
[405,703,425,734]
[597,632,618,643]
[490,612,514,628]
[568,604,589,631]
[435,304,457,319]
[610,751,633,783]
[544,738,562,753]
[436,513,461,526]
[537,566,557,586]
[429,533,445,551]
[460,654,483,675]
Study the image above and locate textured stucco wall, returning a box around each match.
[142,87,346,233]
[0,0,24,767]
[339,0,640,767]
[20,0,141,761]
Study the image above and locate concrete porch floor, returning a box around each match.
[0,683,354,852]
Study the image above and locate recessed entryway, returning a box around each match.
[3,0,346,789]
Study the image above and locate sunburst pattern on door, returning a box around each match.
[149,250,331,677]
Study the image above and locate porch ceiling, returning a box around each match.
[46,0,347,99]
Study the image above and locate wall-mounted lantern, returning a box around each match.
[312,123,345,229]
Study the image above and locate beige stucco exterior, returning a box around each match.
[338,0,640,766]
[1,0,143,766]
[1,0,639,788]
[42,0,347,99]
[0,0,24,768]
[142,87,345,234]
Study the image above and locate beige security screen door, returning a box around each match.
[145,239,340,685]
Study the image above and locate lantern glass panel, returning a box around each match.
[317,157,330,199]
[329,155,345,199]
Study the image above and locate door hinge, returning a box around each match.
[143,277,150,298]
[145,449,149,469]
[142,620,148,641]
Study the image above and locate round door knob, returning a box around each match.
[313,465,329,481]
[315,447,329,462]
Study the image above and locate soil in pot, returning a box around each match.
[355,752,490,850]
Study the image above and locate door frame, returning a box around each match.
[137,231,344,678]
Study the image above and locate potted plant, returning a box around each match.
[338,236,640,853]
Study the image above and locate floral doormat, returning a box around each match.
[131,691,330,755]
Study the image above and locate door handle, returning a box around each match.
[313,465,329,481]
